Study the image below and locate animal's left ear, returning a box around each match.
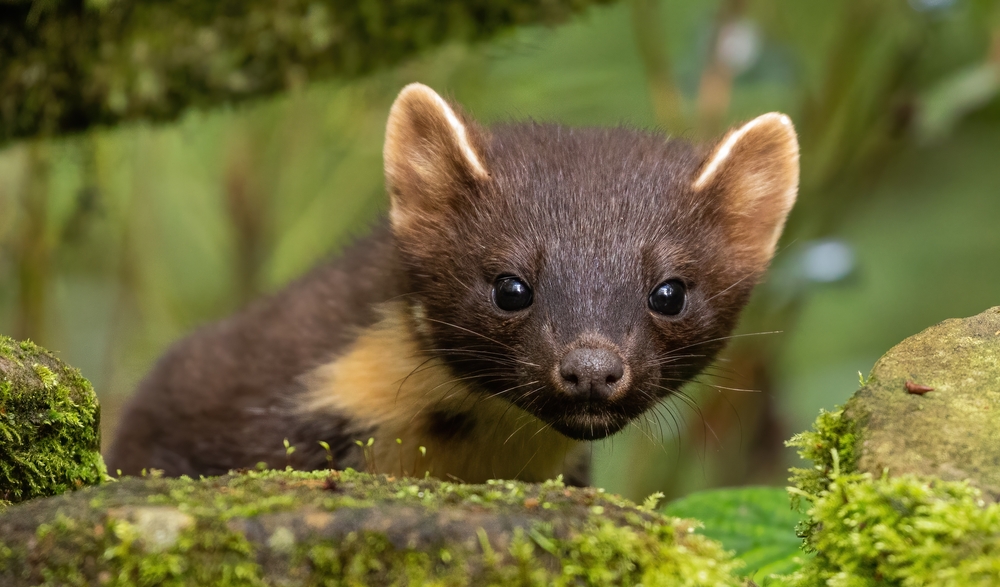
[692,112,799,268]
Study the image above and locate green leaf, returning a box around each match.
[662,486,808,582]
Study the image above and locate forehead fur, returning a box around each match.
[487,123,700,204]
[469,123,712,253]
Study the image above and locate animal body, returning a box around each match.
[106,84,799,486]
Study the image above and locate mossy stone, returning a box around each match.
[785,307,1000,586]
[0,336,105,506]
[0,469,744,586]
[843,306,1000,500]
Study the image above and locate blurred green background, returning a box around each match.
[1,0,998,502]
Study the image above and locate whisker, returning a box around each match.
[650,383,722,449]
[491,387,542,439]
[415,370,515,399]
[628,416,663,450]
[401,371,518,424]
[512,437,547,480]
[482,380,540,401]
[646,354,709,365]
[705,272,757,303]
[423,317,524,355]
[659,378,761,394]
[421,347,538,367]
[395,354,443,400]
[660,330,783,357]
[527,419,555,442]
[505,414,540,445]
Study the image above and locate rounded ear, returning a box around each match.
[384,83,490,232]
[693,112,799,268]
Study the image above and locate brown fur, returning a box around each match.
[106,84,798,485]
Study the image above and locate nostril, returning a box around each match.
[604,357,625,387]
[559,347,625,399]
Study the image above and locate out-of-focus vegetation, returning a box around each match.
[663,486,805,578]
[0,0,612,142]
[0,0,998,502]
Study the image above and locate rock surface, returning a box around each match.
[0,469,743,586]
[844,306,1000,500]
[0,336,105,506]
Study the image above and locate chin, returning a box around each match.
[548,412,632,441]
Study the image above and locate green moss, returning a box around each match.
[0,469,744,586]
[786,409,858,507]
[0,335,106,505]
[1,0,615,144]
[785,465,1000,586]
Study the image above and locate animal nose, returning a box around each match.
[559,348,625,401]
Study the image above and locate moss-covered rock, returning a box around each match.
[844,306,1000,500]
[0,468,744,586]
[785,307,1000,586]
[1,0,614,144]
[0,336,105,507]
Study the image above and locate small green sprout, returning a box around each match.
[355,438,377,473]
[396,438,403,476]
[317,440,333,469]
[641,491,665,511]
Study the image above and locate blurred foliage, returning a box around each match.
[1,0,999,502]
[663,486,807,581]
[0,0,612,143]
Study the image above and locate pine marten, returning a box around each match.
[106,84,799,486]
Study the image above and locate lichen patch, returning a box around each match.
[112,506,194,552]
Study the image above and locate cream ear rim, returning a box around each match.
[692,112,795,191]
[393,83,489,181]
[425,89,489,180]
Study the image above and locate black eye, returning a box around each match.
[493,276,533,312]
[648,279,687,316]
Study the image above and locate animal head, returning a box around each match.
[383,83,798,440]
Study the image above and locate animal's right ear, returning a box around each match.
[384,83,490,232]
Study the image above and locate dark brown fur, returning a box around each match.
[105,228,397,476]
[106,84,797,483]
